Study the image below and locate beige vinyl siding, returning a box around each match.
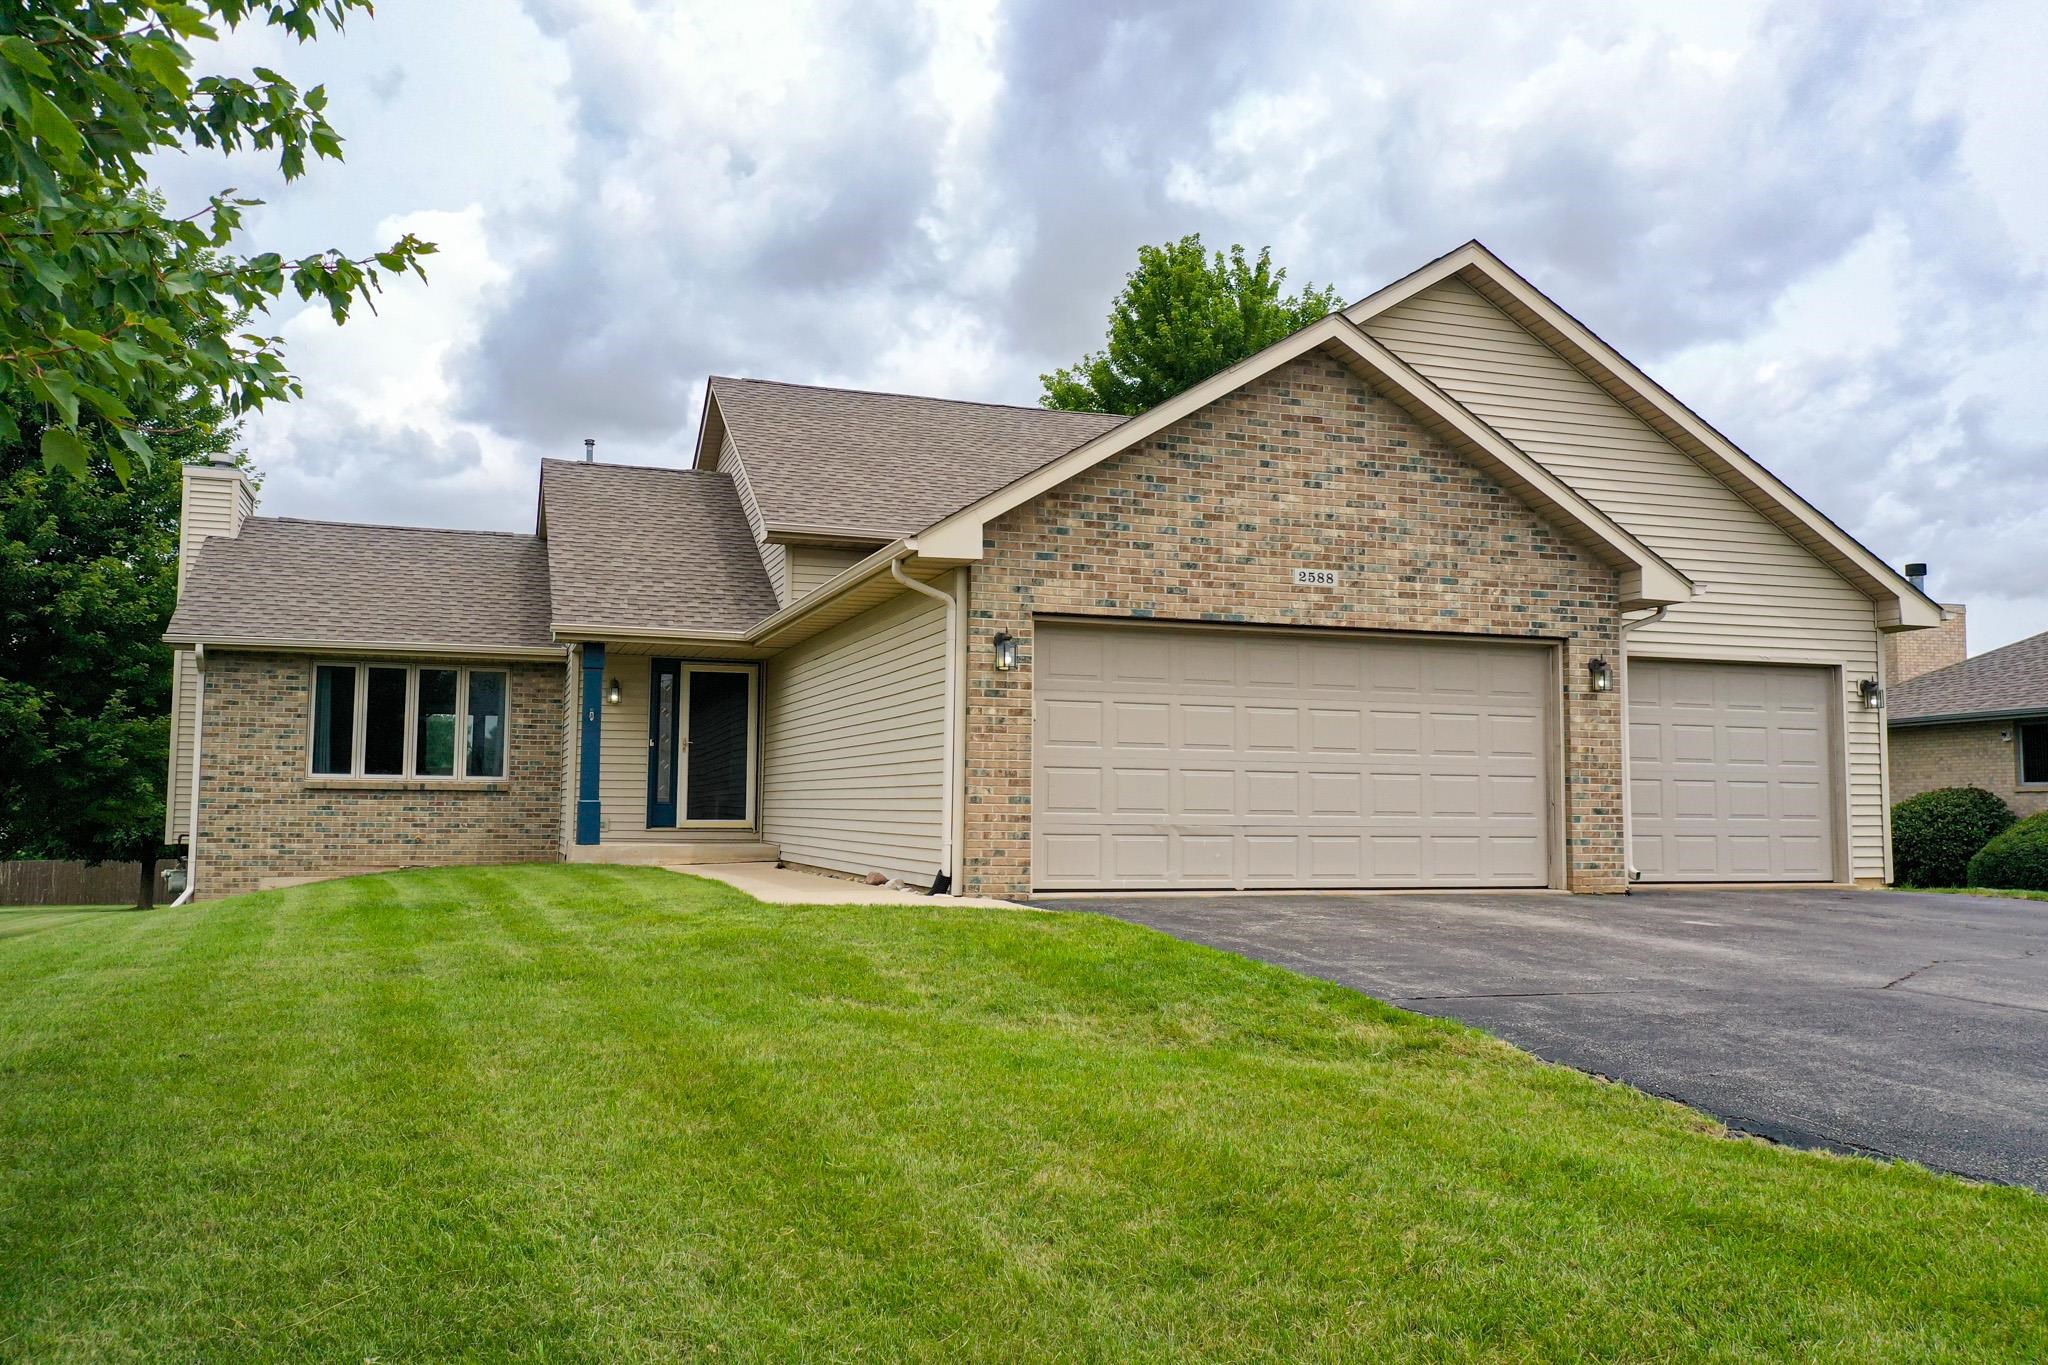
[166,468,253,841]
[597,658,653,838]
[762,587,946,883]
[174,468,253,591]
[164,649,199,841]
[561,652,579,855]
[785,546,868,600]
[1365,278,1886,879]
[721,436,790,605]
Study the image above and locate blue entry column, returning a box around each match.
[576,643,605,845]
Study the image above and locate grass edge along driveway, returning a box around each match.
[1,864,2042,1362]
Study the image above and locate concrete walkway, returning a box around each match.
[682,861,1022,909]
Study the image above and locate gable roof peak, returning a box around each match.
[1345,239,1940,629]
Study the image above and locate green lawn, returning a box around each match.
[0,905,134,941]
[2,867,2042,1362]
[1907,886,2048,902]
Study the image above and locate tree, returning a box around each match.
[0,3,434,480]
[0,392,238,906]
[1041,235,1344,416]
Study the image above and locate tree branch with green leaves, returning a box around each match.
[1042,235,1344,416]
[0,2,435,479]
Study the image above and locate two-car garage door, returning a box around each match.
[1033,622,1553,891]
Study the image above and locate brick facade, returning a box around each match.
[960,350,1625,898]
[194,653,566,898]
[1885,604,1967,685]
[1890,719,2048,818]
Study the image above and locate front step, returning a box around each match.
[568,841,780,867]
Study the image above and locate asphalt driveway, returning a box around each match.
[1033,887,2048,1191]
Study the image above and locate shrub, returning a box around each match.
[1966,811,2048,891]
[1890,786,2014,887]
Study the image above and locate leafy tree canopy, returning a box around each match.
[0,2,433,480]
[0,391,238,901]
[1041,235,1344,416]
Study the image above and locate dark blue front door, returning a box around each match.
[647,659,681,828]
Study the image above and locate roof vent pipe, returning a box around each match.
[583,437,596,463]
[1905,561,1928,592]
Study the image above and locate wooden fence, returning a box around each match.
[0,859,171,907]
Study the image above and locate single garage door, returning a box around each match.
[1033,621,1553,891]
[1628,660,1836,882]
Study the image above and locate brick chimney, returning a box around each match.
[1885,562,1966,684]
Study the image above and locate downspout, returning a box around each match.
[1618,607,1669,885]
[890,551,960,895]
[169,643,205,906]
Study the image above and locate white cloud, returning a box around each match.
[186,0,2048,651]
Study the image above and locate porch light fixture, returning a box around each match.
[992,631,1019,672]
[1588,657,1613,693]
[607,677,622,705]
[1859,678,1884,711]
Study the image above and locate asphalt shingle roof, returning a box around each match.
[538,459,779,634]
[165,518,555,651]
[709,376,1125,539]
[1891,628,2048,723]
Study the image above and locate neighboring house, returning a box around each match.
[163,241,1942,900]
[1889,603,2048,817]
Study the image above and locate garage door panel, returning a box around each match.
[1179,835,1233,881]
[1041,766,1102,815]
[1487,712,1542,757]
[1630,660,1836,883]
[1180,769,1234,814]
[1369,710,1423,754]
[1491,773,1543,818]
[1309,645,1362,691]
[1181,705,1234,750]
[1308,771,1362,816]
[1179,637,1236,687]
[1112,768,1168,815]
[1245,707,1301,752]
[1034,623,1553,891]
[1430,773,1481,817]
[1245,770,1300,816]
[1370,772,1422,817]
[1307,708,1363,754]
[1044,699,1102,747]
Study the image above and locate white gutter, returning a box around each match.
[889,550,961,895]
[170,643,205,906]
[1617,607,1670,884]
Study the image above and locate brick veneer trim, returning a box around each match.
[960,350,1626,898]
[194,652,566,898]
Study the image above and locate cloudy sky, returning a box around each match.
[160,0,2048,651]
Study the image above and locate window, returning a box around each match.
[310,664,509,780]
[2021,721,2048,787]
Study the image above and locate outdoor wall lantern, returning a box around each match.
[607,677,622,705]
[993,631,1019,672]
[1587,657,1613,693]
[1859,678,1885,711]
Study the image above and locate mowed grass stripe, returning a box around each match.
[0,864,2042,1362]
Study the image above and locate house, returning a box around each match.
[1888,585,2048,816]
[162,242,1942,901]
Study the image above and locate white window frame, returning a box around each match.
[308,662,511,781]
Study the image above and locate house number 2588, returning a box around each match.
[1293,568,1339,588]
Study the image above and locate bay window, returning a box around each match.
[311,663,509,780]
